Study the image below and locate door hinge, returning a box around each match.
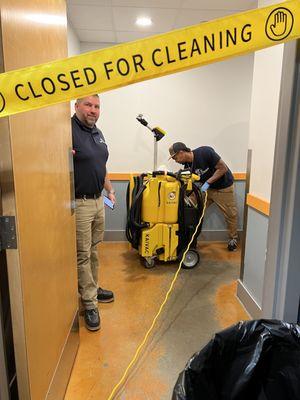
[0,216,17,251]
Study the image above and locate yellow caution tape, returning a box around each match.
[0,0,299,118]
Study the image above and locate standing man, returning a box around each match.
[169,142,238,251]
[72,94,115,331]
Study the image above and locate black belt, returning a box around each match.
[76,193,101,199]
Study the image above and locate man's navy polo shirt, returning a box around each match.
[185,146,234,189]
[72,115,109,197]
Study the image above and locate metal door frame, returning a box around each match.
[262,40,300,322]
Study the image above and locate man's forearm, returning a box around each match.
[207,169,224,184]
[207,159,228,185]
[104,175,114,194]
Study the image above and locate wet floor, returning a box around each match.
[65,241,249,400]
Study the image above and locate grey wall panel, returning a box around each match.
[104,180,245,241]
[236,181,246,229]
[243,208,269,307]
[104,181,127,234]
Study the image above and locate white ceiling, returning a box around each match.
[66,0,258,44]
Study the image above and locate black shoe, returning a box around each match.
[97,287,114,303]
[84,308,100,331]
[228,238,238,252]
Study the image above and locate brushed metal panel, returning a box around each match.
[262,41,299,320]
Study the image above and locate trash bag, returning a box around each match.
[172,319,300,400]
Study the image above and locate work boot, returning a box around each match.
[97,287,114,303]
[227,238,238,252]
[84,308,100,331]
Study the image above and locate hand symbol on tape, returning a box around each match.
[270,11,288,37]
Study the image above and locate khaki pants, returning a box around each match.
[206,184,238,240]
[75,197,105,310]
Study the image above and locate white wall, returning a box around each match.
[248,45,284,200]
[247,0,285,201]
[67,22,80,57]
[67,23,80,112]
[98,54,254,173]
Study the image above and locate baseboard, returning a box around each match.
[237,279,262,319]
[104,229,242,242]
[46,311,79,400]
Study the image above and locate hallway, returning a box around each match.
[65,242,248,400]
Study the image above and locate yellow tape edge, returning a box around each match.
[0,0,299,118]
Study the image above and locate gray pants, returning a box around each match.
[75,197,105,310]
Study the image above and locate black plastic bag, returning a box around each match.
[172,319,300,400]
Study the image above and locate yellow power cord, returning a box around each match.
[107,191,208,400]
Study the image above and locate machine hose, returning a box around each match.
[177,182,204,255]
[126,175,149,249]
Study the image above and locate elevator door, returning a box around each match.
[0,1,79,399]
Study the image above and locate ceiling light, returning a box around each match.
[136,17,152,27]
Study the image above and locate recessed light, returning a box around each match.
[136,17,152,27]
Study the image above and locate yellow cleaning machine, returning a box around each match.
[126,116,204,269]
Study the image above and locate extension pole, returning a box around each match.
[154,138,157,171]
